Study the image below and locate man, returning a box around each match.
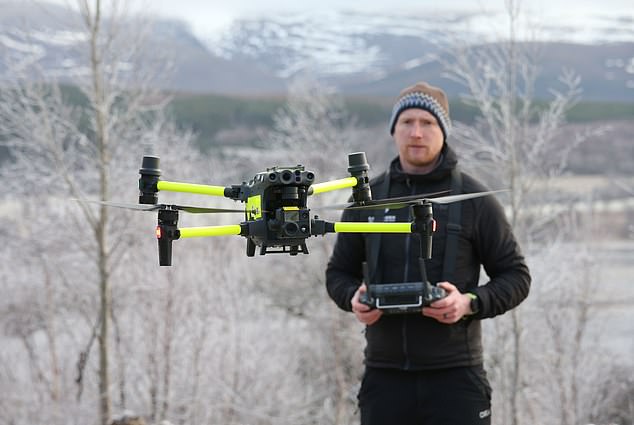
[325,82,531,424]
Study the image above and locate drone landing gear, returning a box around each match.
[157,208,180,266]
[246,238,256,257]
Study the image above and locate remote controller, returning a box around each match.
[359,281,446,314]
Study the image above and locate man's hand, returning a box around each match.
[422,281,472,324]
[351,284,382,325]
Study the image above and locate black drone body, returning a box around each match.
[233,165,315,256]
[137,152,373,264]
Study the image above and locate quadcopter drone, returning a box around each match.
[93,152,502,313]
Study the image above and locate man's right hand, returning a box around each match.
[351,284,383,325]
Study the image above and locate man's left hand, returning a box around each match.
[422,281,472,324]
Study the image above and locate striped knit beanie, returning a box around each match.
[388,82,451,141]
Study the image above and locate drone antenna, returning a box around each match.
[348,152,372,205]
[139,155,161,205]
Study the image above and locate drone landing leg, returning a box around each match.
[246,238,256,257]
[157,209,179,266]
[411,201,446,303]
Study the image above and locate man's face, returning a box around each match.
[393,108,444,174]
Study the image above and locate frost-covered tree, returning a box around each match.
[438,1,612,424]
[0,1,199,424]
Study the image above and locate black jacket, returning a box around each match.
[325,144,531,370]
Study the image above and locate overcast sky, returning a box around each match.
[146,0,634,40]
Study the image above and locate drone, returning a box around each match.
[90,151,503,313]
[79,152,501,267]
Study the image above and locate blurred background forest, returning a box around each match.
[0,1,632,425]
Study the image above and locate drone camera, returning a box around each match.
[281,170,293,183]
[272,207,311,239]
[139,155,161,205]
[266,167,314,184]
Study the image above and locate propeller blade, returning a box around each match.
[319,190,450,211]
[73,199,161,211]
[75,199,245,214]
[170,205,245,214]
[427,190,508,204]
[341,200,414,211]
[339,189,507,211]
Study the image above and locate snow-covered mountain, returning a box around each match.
[1,2,633,101]
[208,9,634,100]
[0,2,285,94]
[212,8,634,79]
[208,10,464,79]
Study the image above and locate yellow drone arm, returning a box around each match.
[308,177,357,196]
[333,222,413,233]
[157,181,227,197]
[178,224,242,239]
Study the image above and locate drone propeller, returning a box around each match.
[329,189,508,211]
[75,199,245,214]
[423,190,508,204]
[318,190,450,211]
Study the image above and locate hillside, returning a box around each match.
[1,2,633,101]
[164,92,634,177]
